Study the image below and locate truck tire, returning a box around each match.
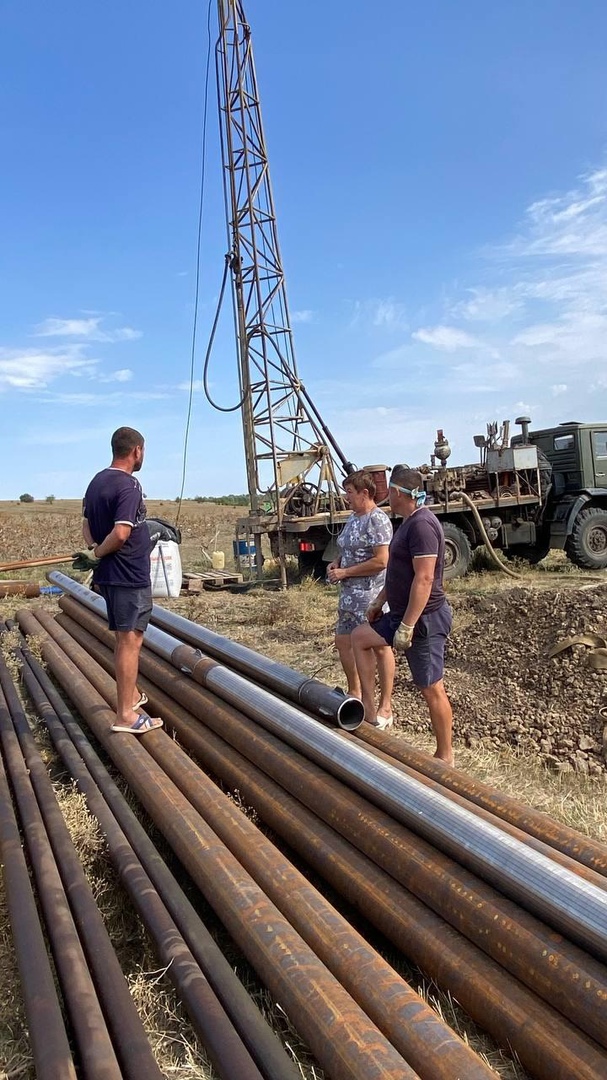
[442,523,472,580]
[566,507,607,570]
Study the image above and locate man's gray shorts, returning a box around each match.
[374,601,452,688]
[98,585,153,633]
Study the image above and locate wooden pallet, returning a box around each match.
[181,570,244,593]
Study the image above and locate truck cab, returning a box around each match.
[525,422,607,568]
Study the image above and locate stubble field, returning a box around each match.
[1,500,606,1079]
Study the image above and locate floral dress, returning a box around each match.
[335,507,392,634]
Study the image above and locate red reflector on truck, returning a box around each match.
[299,542,315,552]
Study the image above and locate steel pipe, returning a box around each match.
[10,642,300,1080]
[356,727,607,877]
[0,684,123,1080]
[0,653,163,1080]
[48,572,363,728]
[18,608,418,1080]
[36,607,470,1079]
[54,601,607,1055]
[0,720,77,1080]
[340,730,607,891]
[0,643,263,1080]
[47,583,607,963]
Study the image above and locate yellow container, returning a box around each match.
[212,550,225,570]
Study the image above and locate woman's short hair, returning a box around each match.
[343,469,376,498]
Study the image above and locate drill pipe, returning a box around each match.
[0,654,163,1080]
[50,587,607,961]
[0,651,264,1080]
[48,571,363,728]
[356,726,607,877]
[50,611,607,1080]
[0,682,123,1080]
[9,642,300,1080]
[51,585,607,962]
[142,685,607,1080]
[340,731,607,891]
[54,601,607,1055]
[17,609,418,1080]
[0,581,41,597]
[126,616,607,958]
[40,610,487,1080]
[0,727,77,1080]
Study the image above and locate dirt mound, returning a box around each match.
[394,582,607,775]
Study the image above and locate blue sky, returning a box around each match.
[2,0,607,499]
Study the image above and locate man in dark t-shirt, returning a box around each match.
[352,466,454,764]
[82,426,162,736]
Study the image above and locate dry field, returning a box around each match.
[1,500,607,1079]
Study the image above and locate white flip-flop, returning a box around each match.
[111,714,163,735]
[132,692,149,711]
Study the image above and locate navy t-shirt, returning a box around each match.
[83,468,152,588]
[385,508,445,620]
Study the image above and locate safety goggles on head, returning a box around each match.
[389,482,427,505]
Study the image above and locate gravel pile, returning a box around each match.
[394,583,607,775]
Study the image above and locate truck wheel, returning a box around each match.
[442,523,472,580]
[566,507,607,570]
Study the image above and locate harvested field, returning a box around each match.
[1,500,606,1077]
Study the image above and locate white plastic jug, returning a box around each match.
[212,550,225,570]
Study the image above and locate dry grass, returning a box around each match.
[1,503,606,1078]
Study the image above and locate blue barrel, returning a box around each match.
[233,539,257,569]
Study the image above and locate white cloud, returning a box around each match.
[0,346,97,390]
[412,326,480,350]
[452,287,523,322]
[99,368,134,383]
[291,309,315,324]
[551,384,568,396]
[34,316,142,342]
[350,297,408,331]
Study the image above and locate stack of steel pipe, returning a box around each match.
[0,630,164,1080]
[12,573,607,1079]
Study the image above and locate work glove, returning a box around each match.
[393,622,415,651]
[72,551,101,572]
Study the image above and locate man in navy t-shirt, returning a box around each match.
[352,465,454,765]
[82,426,162,736]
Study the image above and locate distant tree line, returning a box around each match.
[175,495,250,507]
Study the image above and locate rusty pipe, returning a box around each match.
[0,581,42,597]
[340,730,607,891]
[58,585,607,960]
[53,601,607,1055]
[6,649,267,1080]
[17,608,418,1080]
[129,698,495,1078]
[0,554,73,572]
[0,728,77,1080]
[48,571,364,728]
[10,641,300,1080]
[0,683,123,1080]
[356,726,607,877]
[147,692,607,1080]
[49,590,607,962]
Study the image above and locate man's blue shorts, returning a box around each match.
[373,601,452,688]
[98,584,153,633]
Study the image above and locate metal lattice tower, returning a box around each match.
[215,1,349,523]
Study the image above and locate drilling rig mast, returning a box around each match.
[215,0,352,584]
